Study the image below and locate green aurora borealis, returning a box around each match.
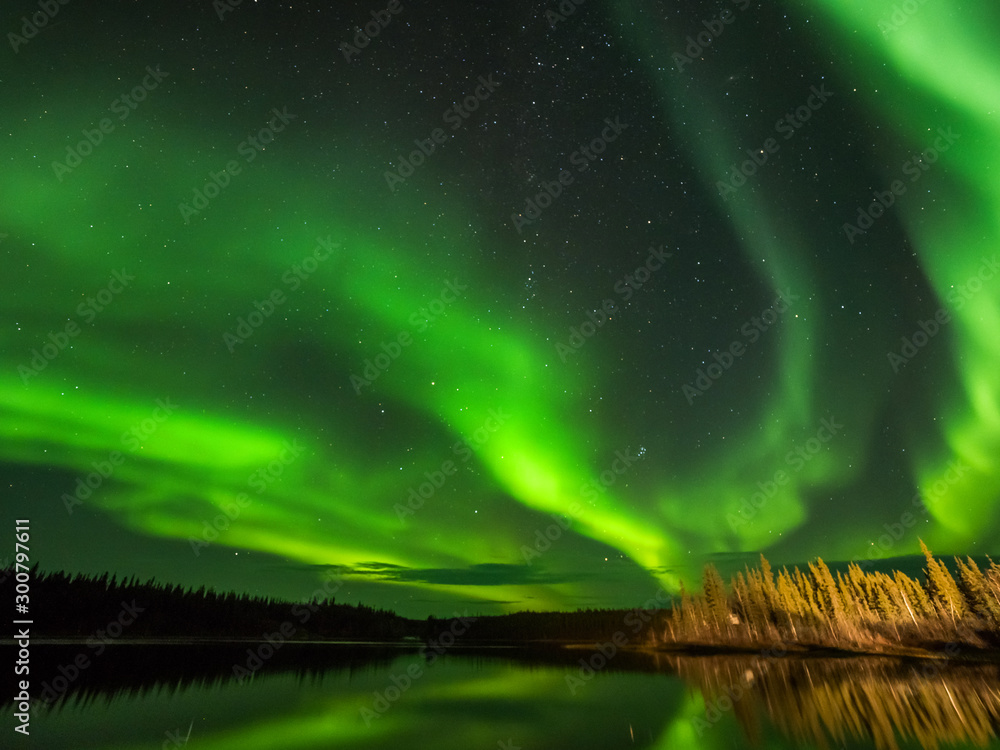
[2,0,999,618]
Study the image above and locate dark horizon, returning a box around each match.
[2,546,982,623]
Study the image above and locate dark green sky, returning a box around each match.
[2,0,999,617]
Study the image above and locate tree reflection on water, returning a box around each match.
[669,652,1000,750]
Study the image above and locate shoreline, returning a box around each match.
[4,637,998,662]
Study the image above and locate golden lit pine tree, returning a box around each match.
[954,556,1000,624]
[776,569,803,639]
[809,558,846,626]
[891,572,921,625]
[746,568,772,628]
[702,564,730,631]
[847,564,872,610]
[920,540,968,624]
[872,574,898,622]
[794,567,825,625]
[759,554,780,612]
[734,571,766,639]
[836,570,868,628]
[896,571,934,619]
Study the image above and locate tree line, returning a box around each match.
[2,567,410,640]
[660,541,1000,651]
[7,541,998,652]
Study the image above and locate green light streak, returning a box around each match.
[2,0,998,616]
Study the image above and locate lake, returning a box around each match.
[9,643,1000,749]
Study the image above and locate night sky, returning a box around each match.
[3,0,999,618]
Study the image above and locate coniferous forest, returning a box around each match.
[7,542,1000,743]
[4,542,1000,655]
[1,566,410,641]
[656,541,1000,654]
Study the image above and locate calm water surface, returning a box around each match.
[11,644,1000,750]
